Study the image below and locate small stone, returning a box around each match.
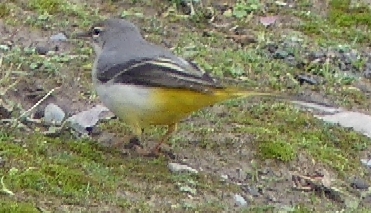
[50,32,67,41]
[67,105,111,135]
[35,46,49,55]
[168,163,198,174]
[361,159,371,168]
[44,103,65,125]
[233,194,248,207]
[295,74,318,85]
[351,177,369,190]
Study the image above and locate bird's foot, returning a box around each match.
[147,144,176,159]
[123,136,143,149]
[123,137,175,159]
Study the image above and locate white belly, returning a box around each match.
[95,83,154,125]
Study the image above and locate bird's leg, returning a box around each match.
[151,123,177,154]
[124,126,144,149]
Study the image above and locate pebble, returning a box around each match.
[361,159,371,168]
[50,32,67,41]
[295,74,319,85]
[350,177,370,190]
[43,103,65,125]
[233,194,248,207]
[35,45,49,55]
[168,163,198,174]
[67,105,111,135]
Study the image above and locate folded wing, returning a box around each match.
[96,56,224,93]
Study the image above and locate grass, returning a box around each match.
[0,3,10,18]
[297,0,371,43]
[0,131,239,211]
[28,0,66,14]
[0,0,371,212]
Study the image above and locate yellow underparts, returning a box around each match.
[146,87,271,126]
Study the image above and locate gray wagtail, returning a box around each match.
[77,18,282,155]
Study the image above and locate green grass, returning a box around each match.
[297,0,371,43]
[328,0,371,28]
[0,201,40,213]
[0,3,10,18]
[28,0,67,14]
[0,131,238,211]
[174,100,369,175]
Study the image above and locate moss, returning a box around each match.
[259,140,295,162]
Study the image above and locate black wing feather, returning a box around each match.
[96,58,224,93]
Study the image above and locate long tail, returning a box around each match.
[214,86,286,102]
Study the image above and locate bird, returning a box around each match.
[76,18,282,156]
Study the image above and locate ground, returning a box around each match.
[1,0,371,212]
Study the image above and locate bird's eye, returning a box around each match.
[92,27,102,36]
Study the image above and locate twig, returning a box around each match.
[17,87,58,120]
[8,87,59,131]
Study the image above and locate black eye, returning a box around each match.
[92,27,102,36]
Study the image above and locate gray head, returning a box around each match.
[79,18,144,55]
